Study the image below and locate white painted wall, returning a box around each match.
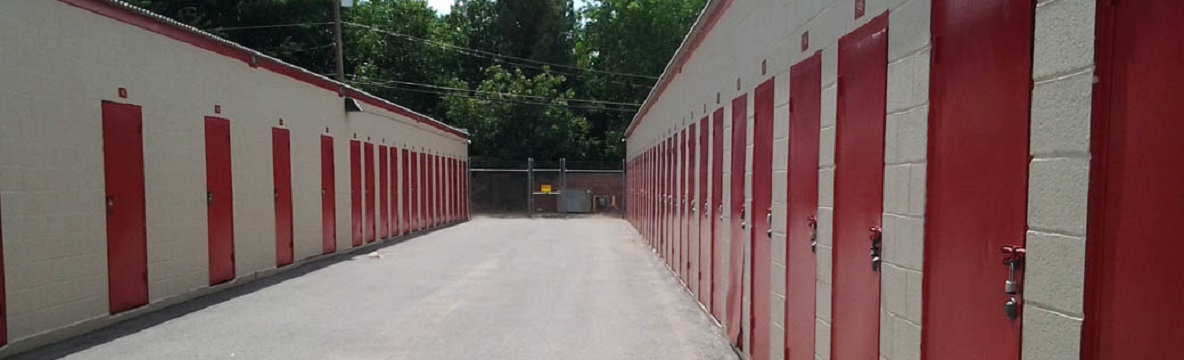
[0,0,467,354]
[625,0,1096,360]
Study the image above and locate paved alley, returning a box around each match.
[16,218,735,360]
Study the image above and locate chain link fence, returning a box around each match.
[469,158,624,217]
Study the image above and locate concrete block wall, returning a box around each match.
[0,0,468,355]
[624,0,1101,360]
[1023,0,1095,359]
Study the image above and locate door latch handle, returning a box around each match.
[869,226,882,271]
[766,209,773,238]
[808,215,818,253]
[106,196,115,211]
[207,191,214,206]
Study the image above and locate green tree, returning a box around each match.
[346,0,448,115]
[442,66,591,160]
[578,0,707,159]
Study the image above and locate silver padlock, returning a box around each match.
[1005,257,1020,294]
[1004,297,1019,319]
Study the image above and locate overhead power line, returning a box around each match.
[343,22,660,81]
[210,22,335,31]
[352,80,640,113]
[352,76,642,107]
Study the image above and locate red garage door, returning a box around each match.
[102,101,149,314]
[364,143,376,243]
[923,1,1033,359]
[350,140,362,247]
[750,78,775,360]
[1084,1,1184,358]
[726,94,748,345]
[321,135,336,254]
[402,149,411,235]
[697,115,710,307]
[831,14,887,360]
[205,116,235,284]
[785,51,821,360]
[395,146,404,236]
[710,107,725,321]
[273,128,293,267]
[379,146,389,239]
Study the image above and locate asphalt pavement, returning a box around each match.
[15,217,737,360]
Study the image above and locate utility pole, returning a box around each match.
[332,0,346,83]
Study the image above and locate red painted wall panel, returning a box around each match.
[678,130,687,281]
[395,146,404,236]
[785,51,822,360]
[924,2,1032,358]
[831,14,887,360]
[364,143,376,242]
[321,135,336,254]
[726,94,748,345]
[350,140,363,247]
[751,78,775,360]
[414,151,422,230]
[205,117,235,285]
[102,101,149,314]
[273,128,294,267]
[698,116,710,307]
[402,149,411,235]
[710,107,725,320]
[1084,1,1184,358]
[379,146,389,239]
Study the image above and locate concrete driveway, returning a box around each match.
[15,217,737,360]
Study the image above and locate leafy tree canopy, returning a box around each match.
[128,0,707,162]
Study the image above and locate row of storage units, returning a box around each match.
[0,0,469,355]
[625,0,1180,360]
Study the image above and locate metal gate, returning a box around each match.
[469,158,625,217]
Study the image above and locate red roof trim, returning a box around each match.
[58,0,469,141]
[624,0,734,139]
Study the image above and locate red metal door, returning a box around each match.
[786,51,822,360]
[1083,1,1184,358]
[402,149,411,235]
[924,2,1032,358]
[350,140,362,247]
[205,116,235,285]
[686,125,696,285]
[831,15,887,360]
[364,143,376,242]
[321,135,336,254]
[417,151,425,230]
[379,146,389,239]
[726,94,748,345]
[751,79,775,360]
[395,146,404,236]
[102,101,149,314]
[662,139,669,263]
[436,155,443,225]
[710,107,725,320]
[679,130,687,281]
[428,154,437,227]
[668,137,676,269]
[273,128,294,267]
[698,116,710,306]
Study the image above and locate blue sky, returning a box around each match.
[426,0,591,15]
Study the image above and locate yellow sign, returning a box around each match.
[541,184,552,193]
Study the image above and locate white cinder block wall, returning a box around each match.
[1023,0,1094,359]
[625,0,1097,360]
[0,0,468,355]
